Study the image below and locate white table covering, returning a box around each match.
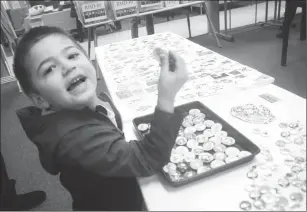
[122,84,306,211]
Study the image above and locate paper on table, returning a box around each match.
[97,32,275,121]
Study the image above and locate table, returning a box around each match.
[95,32,306,211]
[95,32,274,122]
[122,84,306,211]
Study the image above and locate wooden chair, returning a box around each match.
[281,0,306,66]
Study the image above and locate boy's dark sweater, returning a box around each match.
[16,92,183,210]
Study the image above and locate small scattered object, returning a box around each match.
[225,147,240,157]
[253,199,266,210]
[197,166,211,174]
[279,148,291,155]
[177,162,188,173]
[193,146,204,155]
[211,123,223,133]
[275,140,287,147]
[214,152,227,161]
[187,139,198,149]
[183,170,196,178]
[225,156,239,164]
[210,160,225,169]
[281,131,290,138]
[249,190,261,200]
[289,122,299,129]
[213,144,227,153]
[189,159,203,170]
[222,137,236,146]
[199,152,214,163]
[279,122,288,128]
[203,141,215,151]
[275,196,289,208]
[239,201,252,211]
[170,153,183,163]
[203,129,214,138]
[138,123,149,132]
[246,171,258,179]
[204,120,215,128]
[259,185,271,195]
[189,108,201,116]
[290,192,304,202]
[176,136,188,146]
[261,193,276,204]
[238,151,252,158]
[278,178,290,188]
[252,128,261,134]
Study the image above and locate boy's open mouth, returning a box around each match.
[67,75,87,91]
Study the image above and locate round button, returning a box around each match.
[294,156,305,163]
[290,192,304,202]
[193,117,204,125]
[187,139,198,149]
[275,140,287,147]
[204,120,215,128]
[167,162,177,172]
[253,199,266,210]
[261,193,276,204]
[279,148,291,155]
[199,152,214,163]
[291,165,303,173]
[210,159,225,169]
[211,123,223,134]
[189,108,200,116]
[281,131,290,138]
[294,137,304,145]
[182,119,193,128]
[291,179,304,188]
[193,146,205,155]
[195,112,206,119]
[184,126,196,135]
[183,170,196,179]
[196,134,209,144]
[238,151,252,158]
[177,162,188,174]
[279,122,288,128]
[184,152,196,163]
[289,122,299,129]
[225,147,240,157]
[275,196,289,208]
[222,137,236,146]
[138,123,149,132]
[246,171,258,179]
[203,141,215,151]
[215,130,228,138]
[203,129,214,137]
[214,144,227,153]
[190,159,203,170]
[176,136,188,146]
[239,201,252,211]
[195,123,206,132]
[175,146,189,155]
[225,156,239,164]
[197,166,211,174]
[214,152,226,161]
[170,153,184,163]
[169,171,182,182]
[278,178,290,188]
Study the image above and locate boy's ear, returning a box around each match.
[29,93,50,110]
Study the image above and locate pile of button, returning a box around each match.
[239,121,306,211]
[158,108,252,183]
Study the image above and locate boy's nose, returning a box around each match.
[62,65,76,77]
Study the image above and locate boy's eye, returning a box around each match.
[68,53,79,60]
[44,65,56,76]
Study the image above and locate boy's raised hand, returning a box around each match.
[155,48,188,113]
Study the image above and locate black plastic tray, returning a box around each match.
[132,101,260,187]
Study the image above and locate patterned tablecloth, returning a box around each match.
[95,32,275,121]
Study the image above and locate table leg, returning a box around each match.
[187,12,191,38]
[265,0,269,23]
[88,27,92,59]
[203,2,222,48]
[224,0,228,33]
[274,0,278,21]
[277,0,281,19]
[255,0,258,24]
[93,27,101,80]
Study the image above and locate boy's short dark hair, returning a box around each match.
[13,26,87,95]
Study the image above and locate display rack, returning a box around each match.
[74,0,223,67]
